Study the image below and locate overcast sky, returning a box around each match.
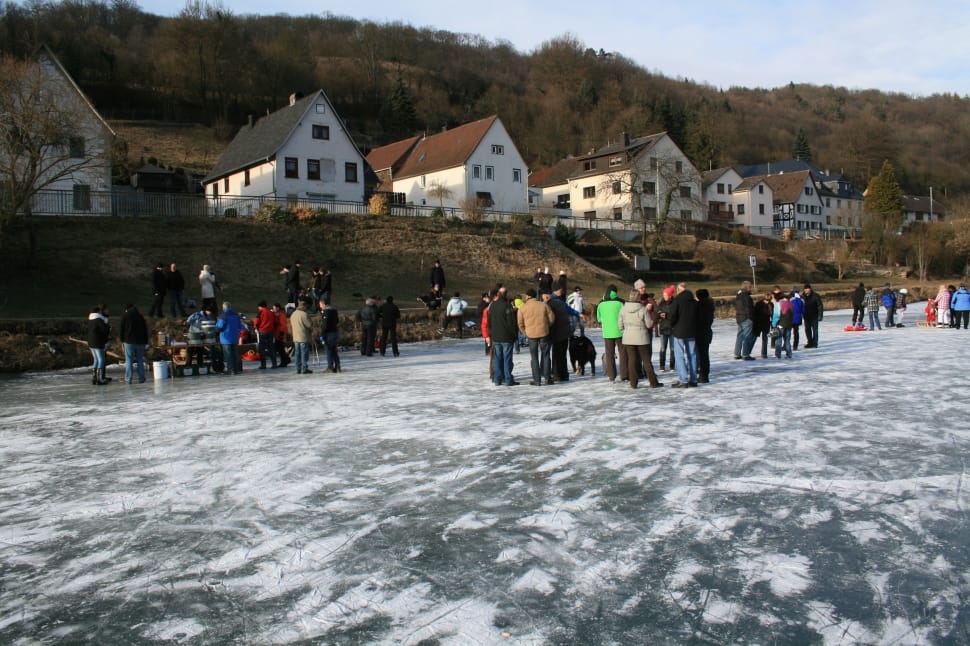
[134,0,967,96]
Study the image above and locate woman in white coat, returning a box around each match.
[617,290,662,389]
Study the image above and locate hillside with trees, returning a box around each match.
[2,1,969,201]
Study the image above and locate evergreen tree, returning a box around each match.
[379,77,419,141]
[792,127,812,162]
[864,160,905,230]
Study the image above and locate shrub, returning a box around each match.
[431,206,446,219]
[223,207,238,218]
[555,222,577,249]
[253,203,296,225]
[459,198,483,224]
[368,194,390,216]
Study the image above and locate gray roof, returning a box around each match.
[204,92,319,183]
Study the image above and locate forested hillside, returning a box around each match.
[1,1,968,197]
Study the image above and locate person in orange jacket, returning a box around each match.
[253,300,278,369]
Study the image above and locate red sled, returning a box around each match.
[844,324,867,332]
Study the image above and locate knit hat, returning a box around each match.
[634,278,646,290]
[663,286,675,298]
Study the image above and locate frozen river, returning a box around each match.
[1,308,969,644]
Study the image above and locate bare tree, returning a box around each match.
[0,54,110,258]
[598,146,703,257]
[426,180,454,212]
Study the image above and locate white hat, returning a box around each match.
[899,288,908,294]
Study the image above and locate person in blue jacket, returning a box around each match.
[951,284,970,329]
[789,288,804,350]
[217,301,243,374]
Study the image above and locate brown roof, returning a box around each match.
[733,176,767,193]
[365,135,420,174]
[390,116,499,180]
[529,157,580,188]
[761,170,815,204]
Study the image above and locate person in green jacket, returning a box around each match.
[595,285,625,383]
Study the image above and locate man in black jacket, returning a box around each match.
[802,284,824,348]
[668,282,699,387]
[430,260,446,292]
[167,262,187,318]
[378,295,401,357]
[851,282,866,326]
[734,280,755,360]
[488,288,519,386]
[120,303,149,383]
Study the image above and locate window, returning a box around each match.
[797,204,808,214]
[675,161,683,173]
[244,169,251,186]
[72,184,91,211]
[345,162,358,183]
[491,144,504,155]
[473,165,481,179]
[609,156,623,167]
[613,207,623,220]
[314,103,326,114]
[738,204,746,215]
[804,186,814,195]
[717,183,725,194]
[759,203,765,215]
[513,168,522,183]
[649,157,658,169]
[584,210,596,220]
[680,209,692,219]
[758,184,764,194]
[825,198,831,207]
[644,206,657,218]
[223,177,229,193]
[68,137,85,158]
[642,181,656,195]
[679,186,691,198]
[555,194,570,208]
[284,157,299,179]
[582,186,596,199]
[485,166,494,180]
[612,181,622,195]
[420,175,426,188]
[312,125,330,140]
[476,191,494,207]
[728,184,733,194]
[211,183,218,198]
[583,160,597,171]
[307,159,321,180]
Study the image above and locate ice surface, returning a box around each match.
[1,308,969,644]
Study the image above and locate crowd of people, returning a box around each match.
[86,258,968,387]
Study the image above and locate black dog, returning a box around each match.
[569,335,597,376]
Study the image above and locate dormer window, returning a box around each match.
[583,160,597,171]
[609,156,623,167]
[491,144,504,155]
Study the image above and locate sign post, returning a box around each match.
[749,255,757,291]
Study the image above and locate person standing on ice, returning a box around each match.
[951,284,970,329]
[667,282,699,387]
[216,301,243,375]
[733,280,755,361]
[320,297,342,373]
[120,303,149,383]
[87,305,111,385]
[789,288,804,350]
[289,298,313,374]
[801,284,823,348]
[894,288,908,327]
[864,285,882,331]
[199,264,218,312]
[934,284,952,328]
[596,285,625,383]
[771,290,794,359]
[517,288,555,386]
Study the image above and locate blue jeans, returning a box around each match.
[528,337,551,383]
[89,347,105,370]
[325,332,341,370]
[868,310,881,330]
[774,327,792,358]
[123,343,146,383]
[222,344,241,374]
[671,337,698,384]
[293,342,309,372]
[735,319,753,358]
[492,341,514,385]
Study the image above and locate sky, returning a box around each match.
[132,0,970,96]
[2,306,969,642]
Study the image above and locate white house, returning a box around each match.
[701,167,774,232]
[366,116,529,214]
[750,170,825,233]
[203,90,366,210]
[531,132,701,223]
[9,45,115,214]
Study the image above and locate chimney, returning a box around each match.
[289,93,297,106]
[622,132,630,146]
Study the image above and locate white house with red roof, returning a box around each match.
[366,116,528,214]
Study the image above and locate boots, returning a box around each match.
[96,367,111,385]
[92,368,99,385]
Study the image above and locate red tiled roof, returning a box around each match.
[529,157,579,188]
[392,116,498,180]
[366,135,420,173]
[762,170,814,204]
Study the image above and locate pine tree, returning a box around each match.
[379,77,418,141]
[864,160,905,230]
[792,128,812,162]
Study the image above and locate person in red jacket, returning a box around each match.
[272,302,290,368]
[253,300,278,369]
